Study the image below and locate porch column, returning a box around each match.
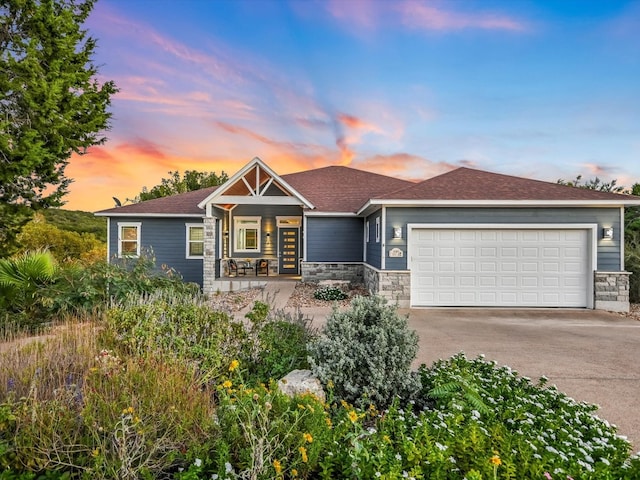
[203,216,217,295]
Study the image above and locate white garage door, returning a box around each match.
[410,228,590,307]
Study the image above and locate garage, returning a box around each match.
[409,226,592,307]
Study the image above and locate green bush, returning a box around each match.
[308,295,419,408]
[105,291,245,384]
[626,231,640,303]
[313,285,348,301]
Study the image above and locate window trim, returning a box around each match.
[185,223,205,259]
[234,216,261,253]
[375,217,380,243]
[365,220,370,242]
[118,222,141,258]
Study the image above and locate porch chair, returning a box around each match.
[228,259,243,277]
[255,258,269,276]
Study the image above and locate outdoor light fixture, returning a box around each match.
[603,227,614,240]
[393,227,402,239]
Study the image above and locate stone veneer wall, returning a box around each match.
[594,271,630,313]
[363,265,411,308]
[301,262,364,284]
[202,217,217,295]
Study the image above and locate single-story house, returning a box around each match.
[96,157,640,312]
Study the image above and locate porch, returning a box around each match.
[207,274,301,293]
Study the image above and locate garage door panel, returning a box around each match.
[410,228,589,307]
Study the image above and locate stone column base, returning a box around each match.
[594,271,630,313]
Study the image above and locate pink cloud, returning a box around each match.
[399,1,528,32]
[315,0,528,34]
[356,153,456,180]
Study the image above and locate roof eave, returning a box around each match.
[359,199,640,213]
[94,212,206,218]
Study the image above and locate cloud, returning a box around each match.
[314,0,528,34]
[398,1,528,33]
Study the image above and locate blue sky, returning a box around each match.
[68,0,640,210]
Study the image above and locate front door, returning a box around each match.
[278,227,299,274]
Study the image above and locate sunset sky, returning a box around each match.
[65,0,640,211]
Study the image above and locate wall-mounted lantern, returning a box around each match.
[392,227,402,239]
[602,227,614,240]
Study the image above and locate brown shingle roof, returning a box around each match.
[96,186,218,215]
[282,166,415,213]
[377,167,636,202]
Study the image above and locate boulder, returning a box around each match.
[278,369,326,403]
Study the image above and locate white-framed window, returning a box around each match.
[118,222,141,257]
[365,220,370,242]
[276,216,302,227]
[375,217,380,243]
[186,223,204,258]
[234,216,261,252]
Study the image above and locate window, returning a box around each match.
[118,222,141,257]
[186,224,204,258]
[234,216,261,252]
[375,217,380,243]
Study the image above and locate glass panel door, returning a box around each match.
[278,227,299,274]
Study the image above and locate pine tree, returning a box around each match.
[0,0,117,253]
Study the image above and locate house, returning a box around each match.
[95,157,640,312]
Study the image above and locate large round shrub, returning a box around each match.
[308,295,418,408]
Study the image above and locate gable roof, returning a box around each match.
[197,157,314,210]
[282,165,414,213]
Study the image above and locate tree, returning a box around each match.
[128,170,229,203]
[556,174,625,193]
[0,0,117,253]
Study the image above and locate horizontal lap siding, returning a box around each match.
[386,207,621,271]
[306,217,364,262]
[109,217,206,286]
[365,213,382,269]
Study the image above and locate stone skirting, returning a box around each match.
[363,265,411,308]
[202,217,217,295]
[301,262,364,284]
[594,271,630,313]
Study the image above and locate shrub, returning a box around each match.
[308,295,419,408]
[239,301,317,383]
[105,291,245,384]
[313,285,348,301]
[626,231,640,303]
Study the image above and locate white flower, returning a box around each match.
[225,462,233,473]
[375,473,382,478]
[395,453,402,460]
[194,458,202,468]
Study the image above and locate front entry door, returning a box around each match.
[278,228,299,274]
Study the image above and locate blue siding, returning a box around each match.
[365,213,382,268]
[306,217,364,262]
[108,217,206,286]
[385,207,622,271]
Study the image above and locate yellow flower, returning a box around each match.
[229,359,240,372]
[122,406,134,415]
[273,459,282,474]
[222,380,232,388]
[303,432,313,443]
[325,417,333,428]
[91,448,100,457]
[383,435,391,443]
[490,454,502,466]
[299,446,308,463]
[348,410,358,423]
[292,469,298,477]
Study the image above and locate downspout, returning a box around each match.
[621,206,625,271]
[381,207,386,270]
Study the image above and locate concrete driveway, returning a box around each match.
[397,308,640,450]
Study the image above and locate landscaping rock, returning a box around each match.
[278,369,326,402]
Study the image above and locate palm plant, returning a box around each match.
[0,250,58,324]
